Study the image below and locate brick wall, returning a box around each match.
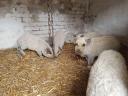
[2,4,85,42]
[0,0,124,42]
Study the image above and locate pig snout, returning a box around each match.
[75,49,83,56]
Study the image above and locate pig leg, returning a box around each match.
[87,55,95,65]
[19,49,25,56]
[55,47,62,57]
[17,47,25,59]
[36,49,43,57]
[86,56,95,69]
[17,44,26,56]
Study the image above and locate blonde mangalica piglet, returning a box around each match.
[86,50,128,96]
[17,33,53,58]
[75,36,120,65]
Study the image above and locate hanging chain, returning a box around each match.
[47,1,52,41]
[86,0,91,23]
[87,0,95,22]
[47,0,55,55]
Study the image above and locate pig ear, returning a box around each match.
[73,34,77,37]
[80,34,84,37]
[85,39,91,45]
[72,34,77,43]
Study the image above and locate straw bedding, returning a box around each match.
[0,43,127,96]
[0,43,90,96]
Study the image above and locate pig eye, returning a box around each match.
[82,43,85,47]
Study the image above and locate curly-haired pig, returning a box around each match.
[17,33,53,58]
[75,36,120,65]
[86,50,128,96]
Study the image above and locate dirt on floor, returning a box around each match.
[0,43,128,96]
[0,43,90,96]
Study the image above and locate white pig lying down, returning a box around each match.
[86,50,128,96]
[75,35,120,65]
[17,33,54,58]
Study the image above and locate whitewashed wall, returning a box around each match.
[2,4,85,42]
[0,0,124,43]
